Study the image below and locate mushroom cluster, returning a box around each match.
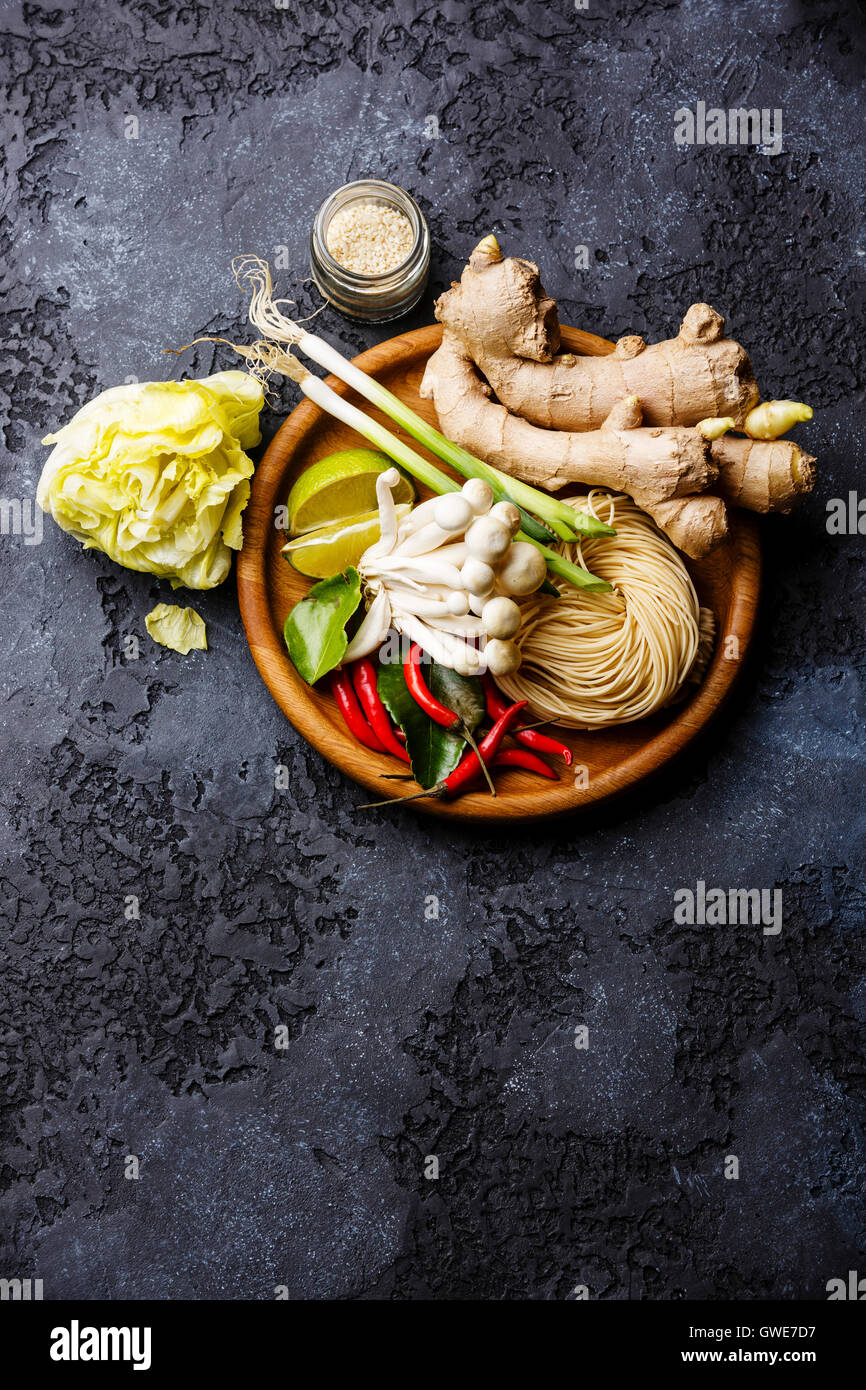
[343,470,546,676]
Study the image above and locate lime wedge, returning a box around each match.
[287,449,415,535]
[282,503,412,579]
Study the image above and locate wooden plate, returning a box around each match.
[237,325,761,822]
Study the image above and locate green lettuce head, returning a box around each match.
[37,371,264,589]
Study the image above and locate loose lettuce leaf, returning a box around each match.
[145,602,207,654]
[37,372,264,589]
[284,567,361,685]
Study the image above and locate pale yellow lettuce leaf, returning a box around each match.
[145,603,208,654]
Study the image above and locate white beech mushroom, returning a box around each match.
[484,638,522,676]
[465,514,513,563]
[355,474,539,675]
[496,542,547,596]
[481,596,521,639]
[461,557,497,597]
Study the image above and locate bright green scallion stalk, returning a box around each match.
[277,354,611,593]
[232,255,614,545]
[294,330,613,543]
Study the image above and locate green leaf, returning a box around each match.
[283,567,361,685]
[377,659,467,790]
[427,663,485,736]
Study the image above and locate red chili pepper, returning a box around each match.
[405,643,459,728]
[512,728,572,764]
[404,641,496,795]
[330,669,386,754]
[442,699,527,796]
[492,748,558,779]
[482,672,573,765]
[358,698,530,809]
[351,660,410,762]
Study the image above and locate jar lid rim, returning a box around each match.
[312,181,429,284]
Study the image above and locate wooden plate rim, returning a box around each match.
[237,324,761,823]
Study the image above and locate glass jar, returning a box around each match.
[310,179,430,323]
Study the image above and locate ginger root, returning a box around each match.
[650,495,730,559]
[422,238,817,557]
[743,400,813,440]
[434,240,760,430]
[711,435,817,513]
[420,337,728,558]
[697,416,736,440]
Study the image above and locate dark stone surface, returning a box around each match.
[1,0,864,1300]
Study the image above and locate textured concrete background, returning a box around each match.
[1,0,864,1300]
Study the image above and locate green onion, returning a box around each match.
[274,353,610,593]
[233,255,616,545]
[298,337,614,542]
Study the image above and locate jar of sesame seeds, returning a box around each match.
[310,179,430,322]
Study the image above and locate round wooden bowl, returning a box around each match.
[237,325,761,823]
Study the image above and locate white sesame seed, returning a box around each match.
[325,199,414,276]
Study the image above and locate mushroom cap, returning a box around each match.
[484,638,522,676]
[466,515,512,563]
[497,541,547,595]
[433,492,474,534]
[489,500,521,537]
[482,595,521,639]
[461,557,496,597]
[462,478,495,515]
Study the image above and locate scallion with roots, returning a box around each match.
[211,338,609,594]
[232,255,615,547]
